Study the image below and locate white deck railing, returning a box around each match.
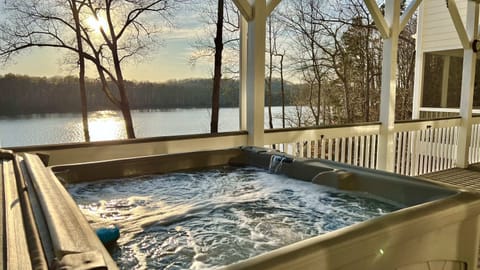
[265,116,480,176]
[393,118,460,176]
[264,123,380,170]
[9,116,480,176]
[419,107,480,119]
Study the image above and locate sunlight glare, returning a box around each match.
[86,16,108,32]
[88,111,125,141]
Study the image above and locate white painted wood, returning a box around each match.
[377,0,401,172]
[373,135,378,169]
[365,136,371,168]
[239,17,248,130]
[347,137,353,164]
[266,0,281,15]
[320,138,326,159]
[400,0,423,31]
[407,131,413,175]
[456,1,479,168]
[328,139,333,160]
[446,128,451,169]
[335,138,340,162]
[360,136,365,167]
[412,131,420,176]
[313,140,318,158]
[422,0,467,52]
[365,0,390,38]
[264,124,380,144]
[439,128,445,170]
[354,136,359,166]
[340,138,346,163]
[395,133,402,173]
[400,132,408,174]
[306,140,312,158]
[434,128,440,171]
[426,129,432,173]
[246,0,267,146]
[447,0,470,49]
[394,118,461,132]
[412,1,425,119]
[441,56,450,108]
[419,130,426,175]
[232,0,253,21]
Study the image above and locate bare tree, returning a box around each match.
[190,0,240,133]
[0,0,176,139]
[70,0,91,142]
[211,0,224,133]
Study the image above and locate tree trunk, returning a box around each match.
[117,79,136,139]
[71,0,90,142]
[211,0,224,133]
[279,54,285,128]
[267,17,274,129]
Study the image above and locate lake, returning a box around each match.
[0,107,295,147]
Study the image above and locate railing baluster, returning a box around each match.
[360,136,365,167]
[439,128,445,171]
[395,132,402,174]
[419,130,425,175]
[347,137,352,165]
[365,136,371,168]
[328,138,333,161]
[334,138,340,162]
[340,137,346,163]
[353,136,358,166]
[320,138,326,159]
[401,131,407,175]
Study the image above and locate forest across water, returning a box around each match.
[0,74,297,116]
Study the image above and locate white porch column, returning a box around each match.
[412,2,425,119]
[246,0,267,146]
[456,2,479,168]
[440,56,450,108]
[377,0,401,172]
[239,17,247,130]
[234,0,281,146]
[366,0,421,172]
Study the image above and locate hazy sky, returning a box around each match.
[0,3,217,83]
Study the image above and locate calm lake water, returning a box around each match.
[0,107,293,147]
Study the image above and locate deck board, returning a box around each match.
[421,166,480,269]
[420,168,480,191]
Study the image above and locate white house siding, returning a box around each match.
[421,0,468,52]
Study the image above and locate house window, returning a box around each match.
[422,51,480,109]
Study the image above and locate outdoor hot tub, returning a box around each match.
[2,146,480,269]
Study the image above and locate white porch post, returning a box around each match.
[411,2,425,119]
[239,17,247,130]
[455,1,479,168]
[366,0,421,172]
[234,0,281,146]
[246,1,267,146]
[440,56,450,108]
[377,0,401,172]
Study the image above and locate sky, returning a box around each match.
[0,2,217,83]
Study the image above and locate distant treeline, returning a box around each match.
[0,74,296,115]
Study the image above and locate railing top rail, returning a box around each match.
[8,131,248,152]
[265,121,381,134]
[394,117,461,132]
[420,107,480,113]
[395,116,461,124]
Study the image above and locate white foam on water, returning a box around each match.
[68,166,403,269]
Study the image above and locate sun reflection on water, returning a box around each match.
[88,110,125,141]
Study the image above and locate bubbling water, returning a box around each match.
[68,166,402,269]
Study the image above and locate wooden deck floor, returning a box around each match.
[420,165,480,269]
[420,166,480,191]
